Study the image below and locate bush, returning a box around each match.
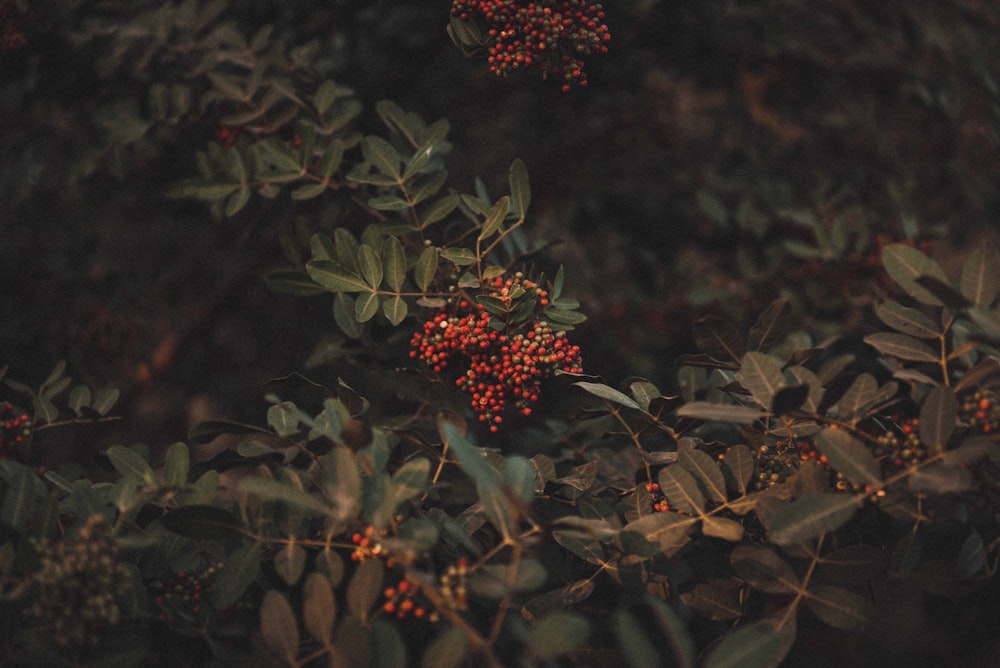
[2,2,999,666]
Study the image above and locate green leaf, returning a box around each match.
[659,465,705,515]
[440,247,476,266]
[357,244,383,289]
[391,457,430,504]
[818,544,887,584]
[262,269,326,296]
[906,463,972,494]
[747,299,792,352]
[737,351,785,410]
[421,627,467,668]
[919,384,957,451]
[874,301,940,338]
[302,572,337,647]
[258,137,302,172]
[916,275,971,309]
[368,194,410,211]
[160,505,244,541]
[0,463,42,530]
[214,542,262,608]
[529,612,589,660]
[163,441,189,486]
[623,512,694,558]
[645,596,697,668]
[508,158,531,220]
[814,427,880,485]
[960,242,1000,306]
[306,259,369,292]
[573,382,641,410]
[267,401,300,437]
[701,516,745,541]
[834,373,878,419]
[361,135,401,180]
[678,579,744,622]
[371,619,407,668]
[355,291,380,322]
[768,493,860,545]
[805,586,871,630]
[375,99,416,143]
[543,306,587,326]
[693,316,745,365]
[414,246,439,292]
[863,332,938,362]
[382,295,408,326]
[335,293,365,338]
[320,139,345,179]
[723,444,755,494]
[732,545,800,594]
[92,387,120,416]
[479,195,509,240]
[675,402,767,425]
[274,543,307,586]
[239,476,331,516]
[420,194,460,227]
[679,445,727,504]
[881,243,948,306]
[411,170,448,206]
[955,532,986,578]
[628,380,661,411]
[347,557,383,623]
[68,384,91,416]
[968,305,1000,339]
[260,591,299,665]
[404,143,434,180]
[321,446,362,524]
[106,445,154,485]
[702,616,795,668]
[313,80,338,115]
[382,236,406,292]
[291,183,328,200]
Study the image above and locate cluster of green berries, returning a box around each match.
[29,515,133,648]
[381,557,470,623]
[151,563,223,623]
[1,401,30,459]
[410,275,583,431]
[451,0,610,91]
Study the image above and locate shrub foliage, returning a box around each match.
[2,2,999,667]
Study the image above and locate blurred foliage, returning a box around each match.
[1,1,1000,665]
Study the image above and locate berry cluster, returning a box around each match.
[381,558,469,623]
[382,578,429,620]
[0,1,25,52]
[751,442,802,491]
[151,563,223,623]
[451,0,610,91]
[30,515,133,648]
[410,275,583,431]
[645,482,671,513]
[872,416,928,472]
[350,525,385,562]
[959,391,999,434]
[1,401,30,459]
